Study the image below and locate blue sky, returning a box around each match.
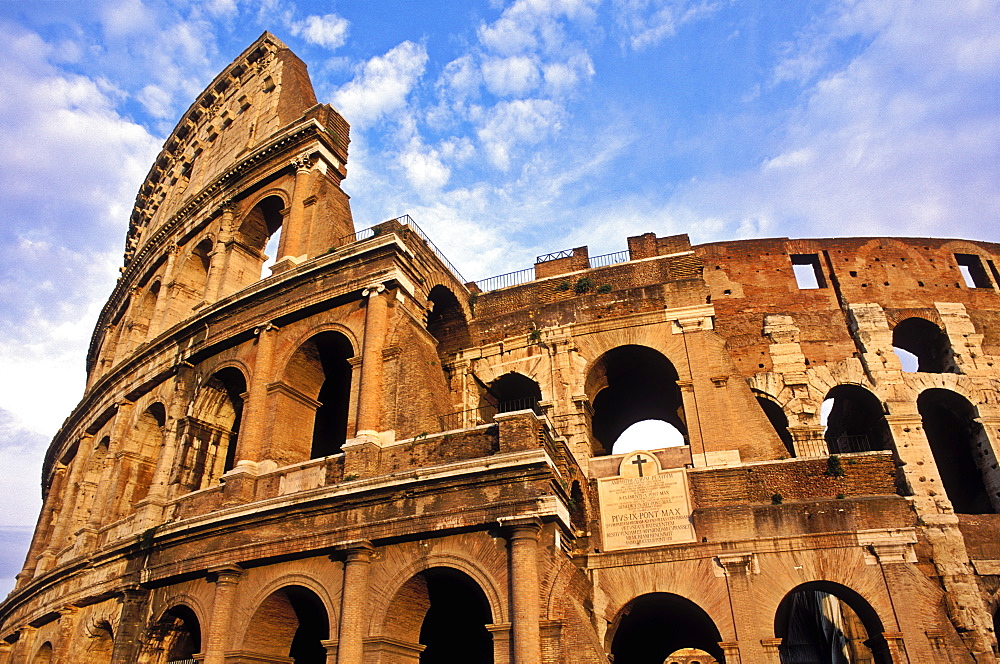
[1,0,999,597]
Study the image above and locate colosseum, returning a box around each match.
[3,31,1000,664]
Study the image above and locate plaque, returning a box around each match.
[597,451,696,551]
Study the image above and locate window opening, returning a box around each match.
[588,345,687,456]
[310,333,354,458]
[918,389,998,514]
[243,586,329,664]
[261,226,282,278]
[426,285,471,359]
[955,253,992,288]
[822,385,891,454]
[790,254,826,289]
[755,395,794,456]
[891,317,954,373]
[988,259,1000,289]
[480,372,542,421]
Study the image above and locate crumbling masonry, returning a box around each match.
[4,32,1000,664]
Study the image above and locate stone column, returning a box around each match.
[718,553,756,664]
[503,517,542,664]
[17,463,68,582]
[41,439,90,567]
[204,202,235,303]
[203,565,243,664]
[787,425,827,458]
[337,542,374,664]
[82,401,134,542]
[234,323,278,471]
[150,244,179,336]
[137,363,196,527]
[111,585,149,664]
[356,285,389,436]
[279,155,314,264]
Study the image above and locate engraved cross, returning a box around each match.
[631,455,650,477]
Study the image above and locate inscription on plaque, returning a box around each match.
[597,451,696,551]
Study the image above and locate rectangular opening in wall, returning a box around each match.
[955,253,993,288]
[790,254,826,289]
[987,259,1000,290]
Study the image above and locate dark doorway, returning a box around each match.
[918,389,998,514]
[304,332,354,458]
[418,568,493,663]
[426,285,471,358]
[481,372,542,418]
[244,585,329,664]
[775,582,890,664]
[609,593,724,664]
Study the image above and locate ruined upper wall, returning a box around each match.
[122,32,345,266]
[696,236,1000,375]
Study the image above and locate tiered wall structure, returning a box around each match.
[3,32,1000,664]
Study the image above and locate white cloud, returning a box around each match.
[332,41,429,128]
[612,0,724,51]
[672,0,1000,241]
[477,99,565,170]
[439,55,482,97]
[478,0,599,57]
[482,55,541,96]
[400,140,451,192]
[290,13,350,50]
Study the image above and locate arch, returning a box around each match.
[426,285,471,358]
[479,371,542,419]
[121,402,167,514]
[128,280,161,350]
[774,581,890,664]
[917,388,999,514]
[83,621,114,664]
[586,345,687,455]
[236,194,284,279]
[892,317,955,374]
[608,592,724,663]
[754,391,795,456]
[822,385,892,454]
[242,584,330,663]
[31,642,53,664]
[282,330,356,460]
[171,237,215,313]
[177,367,247,491]
[141,604,201,664]
[380,566,493,663]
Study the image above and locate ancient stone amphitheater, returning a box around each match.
[3,32,1000,664]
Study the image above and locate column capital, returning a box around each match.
[717,552,755,576]
[254,322,279,336]
[290,153,315,173]
[499,516,543,540]
[362,283,387,298]
[335,540,375,562]
[207,564,243,585]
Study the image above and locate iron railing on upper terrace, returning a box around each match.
[437,398,542,432]
[473,249,633,293]
[337,215,467,284]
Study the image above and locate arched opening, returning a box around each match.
[31,642,53,664]
[775,581,890,664]
[665,648,718,664]
[609,592,724,663]
[122,403,166,514]
[84,622,114,664]
[283,331,355,460]
[172,238,214,313]
[177,367,246,491]
[233,195,284,285]
[755,393,795,457]
[128,280,161,351]
[426,285,471,358]
[383,567,493,663]
[892,318,954,373]
[612,419,686,454]
[479,372,542,420]
[587,345,687,456]
[822,386,892,454]
[918,389,999,514]
[244,585,329,663]
[143,605,201,664]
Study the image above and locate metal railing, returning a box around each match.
[827,434,875,454]
[589,249,631,269]
[337,215,467,284]
[473,267,535,293]
[536,248,575,263]
[437,398,541,432]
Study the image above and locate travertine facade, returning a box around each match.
[4,32,1000,664]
